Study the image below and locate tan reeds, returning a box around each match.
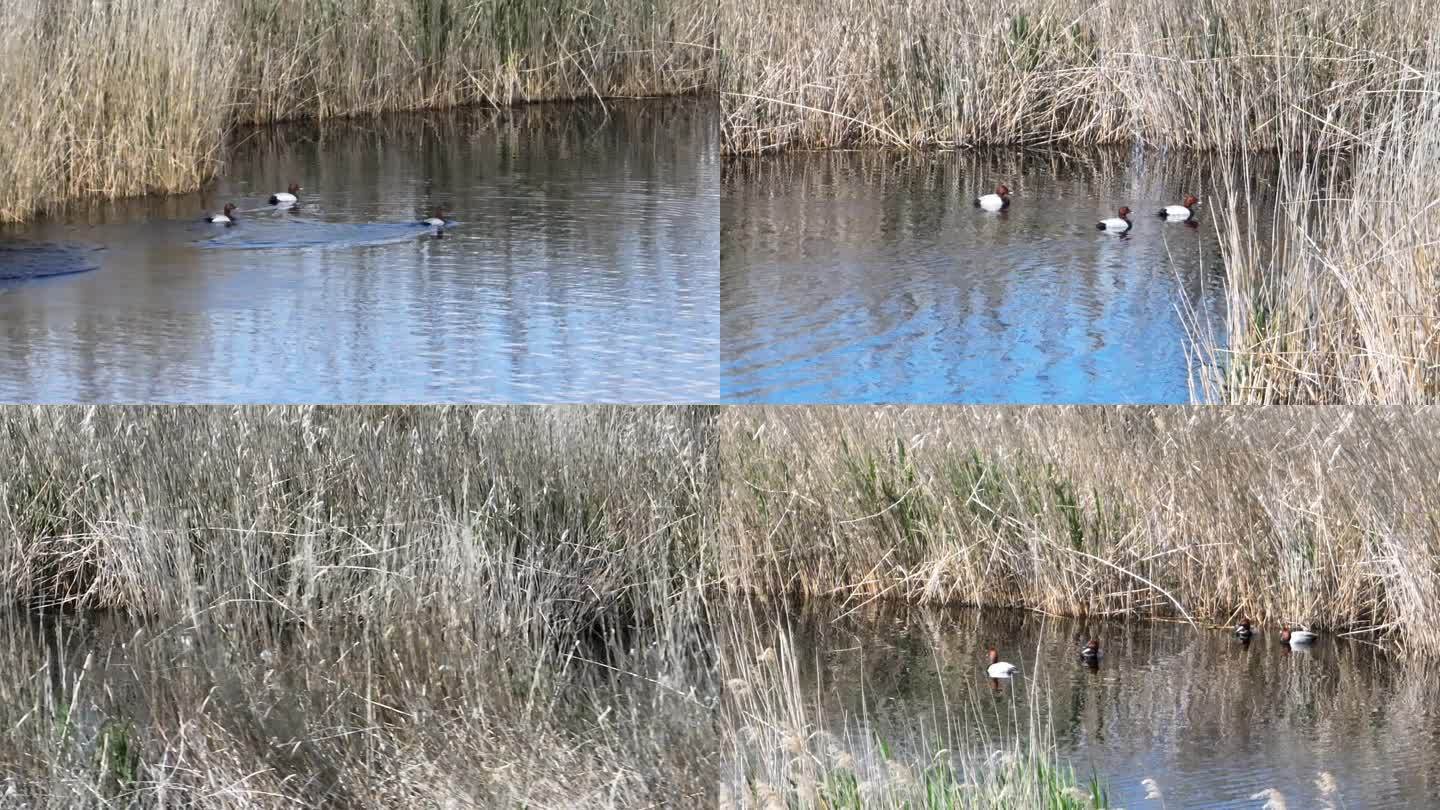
[0,0,717,222]
[0,406,719,805]
[719,0,1438,155]
[1201,60,1440,403]
[718,407,1440,657]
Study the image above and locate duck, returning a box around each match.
[1079,639,1101,664]
[1157,194,1200,221]
[1234,620,1255,640]
[1097,207,1133,233]
[1280,625,1318,647]
[986,648,1018,678]
[420,207,452,238]
[269,183,301,206]
[205,203,237,225]
[975,184,1011,212]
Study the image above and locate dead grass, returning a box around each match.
[719,406,1440,657]
[0,405,719,808]
[719,0,1437,154]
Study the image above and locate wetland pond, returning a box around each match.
[759,604,1439,808]
[0,98,718,403]
[722,149,1276,404]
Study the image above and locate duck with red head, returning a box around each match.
[975,184,1011,212]
[1234,620,1255,640]
[206,203,237,225]
[1158,194,1200,221]
[986,648,1018,678]
[269,183,301,206]
[1097,207,1133,233]
[1079,639,1101,664]
[420,207,452,238]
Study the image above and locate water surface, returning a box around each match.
[723,149,1275,403]
[770,604,1438,808]
[0,99,718,403]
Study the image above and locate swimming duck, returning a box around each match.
[1157,194,1200,221]
[1097,207,1133,233]
[206,203,236,225]
[986,648,1018,678]
[1079,639,1101,663]
[975,184,1011,212]
[1234,620,1255,640]
[269,183,301,205]
[1280,626,1318,647]
[420,207,452,238]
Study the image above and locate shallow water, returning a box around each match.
[0,99,718,403]
[722,149,1275,404]
[771,604,1439,808]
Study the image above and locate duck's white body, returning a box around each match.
[977,193,1007,212]
[1098,217,1132,233]
[270,192,297,205]
[206,214,231,224]
[1160,204,1194,221]
[987,661,1018,678]
[1285,629,1318,647]
[422,217,446,227]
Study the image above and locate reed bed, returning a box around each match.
[0,0,716,222]
[1201,89,1440,404]
[0,406,718,808]
[719,406,1440,657]
[719,0,1437,154]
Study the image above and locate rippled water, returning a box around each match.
[0,99,718,403]
[773,603,1438,808]
[722,149,1277,403]
[0,242,103,281]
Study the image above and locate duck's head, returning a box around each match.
[223,203,236,216]
[1085,639,1100,653]
[1183,194,1199,208]
[996,184,1011,197]
[987,648,1000,664]
[432,207,446,220]
[1118,206,1132,218]
[288,183,301,195]
[1237,619,1252,631]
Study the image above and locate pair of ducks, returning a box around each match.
[1234,621,1318,647]
[204,183,304,225]
[974,184,1201,233]
[986,623,1321,678]
[986,639,1100,678]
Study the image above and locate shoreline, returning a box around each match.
[4,93,716,225]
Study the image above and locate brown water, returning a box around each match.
[722,149,1276,404]
[772,603,1440,808]
[0,99,718,403]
